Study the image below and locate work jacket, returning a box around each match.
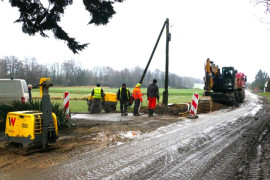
[91,87,104,99]
[147,83,159,100]
[132,86,143,101]
[117,87,130,101]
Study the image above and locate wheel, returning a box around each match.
[233,91,239,107]
[104,107,110,113]
[239,89,245,103]
[110,105,116,112]
[239,92,244,103]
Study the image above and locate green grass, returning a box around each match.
[257,92,270,101]
[38,87,204,113]
[32,87,204,96]
[32,92,89,98]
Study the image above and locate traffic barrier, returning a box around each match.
[63,91,70,120]
[190,93,199,115]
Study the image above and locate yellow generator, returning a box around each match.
[87,92,118,113]
[5,78,58,148]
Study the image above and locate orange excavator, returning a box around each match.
[200,58,247,112]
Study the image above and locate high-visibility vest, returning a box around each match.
[120,88,129,100]
[93,87,102,99]
[132,87,142,101]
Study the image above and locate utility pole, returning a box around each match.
[162,18,170,106]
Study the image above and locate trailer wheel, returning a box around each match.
[104,107,110,113]
[104,105,116,113]
[109,105,116,112]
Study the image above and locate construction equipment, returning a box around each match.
[201,58,247,111]
[139,18,171,106]
[87,92,118,113]
[5,78,58,150]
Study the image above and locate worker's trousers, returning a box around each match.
[90,99,102,113]
[133,99,141,115]
[120,99,128,113]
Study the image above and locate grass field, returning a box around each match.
[32,87,204,113]
[257,92,270,101]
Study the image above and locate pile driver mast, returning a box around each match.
[139,18,171,106]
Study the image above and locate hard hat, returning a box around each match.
[136,83,141,87]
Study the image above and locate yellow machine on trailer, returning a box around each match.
[87,92,118,113]
[5,78,58,148]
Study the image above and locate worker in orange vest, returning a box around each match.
[132,83,143,116]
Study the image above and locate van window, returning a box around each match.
[22,80,28,93]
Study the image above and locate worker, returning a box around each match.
[117,83,131,116]
[132,83,143,116]
[90,84,104,113]
[147,79,159,117]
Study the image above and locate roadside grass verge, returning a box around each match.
[257,92,270,101]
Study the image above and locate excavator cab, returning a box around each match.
[222,67,236,91]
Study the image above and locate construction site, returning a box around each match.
[1,0,270,177]
[0,19,269,179]
[0,89,270,179]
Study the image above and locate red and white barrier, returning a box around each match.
[190,93,199,115]
[63,91,70,119]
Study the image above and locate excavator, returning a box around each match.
[199,58,247,112]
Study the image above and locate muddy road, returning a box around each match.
[1,91,270,179]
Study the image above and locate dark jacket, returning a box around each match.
[147,83,159,100]
[117,87,130,101]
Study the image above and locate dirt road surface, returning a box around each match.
[1,91,270,179]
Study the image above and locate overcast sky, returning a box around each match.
[1,0,270,82]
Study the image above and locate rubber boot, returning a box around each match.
[121,110,124,116]
[124,109,128,116]
[152,109,155,116]
[148,109,153,117]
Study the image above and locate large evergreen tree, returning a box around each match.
[251,69,269,91]
[6,0,124,53]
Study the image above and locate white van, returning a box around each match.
[0,79,30,106]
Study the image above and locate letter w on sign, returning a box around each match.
[9,117,16,127]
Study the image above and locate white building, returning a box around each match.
[193,83,204,90]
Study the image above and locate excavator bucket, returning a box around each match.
[198,96,212,113]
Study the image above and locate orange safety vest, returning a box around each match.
[132,87,143,101]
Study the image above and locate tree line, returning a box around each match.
[250,69,270,92]
[0,56,203,88]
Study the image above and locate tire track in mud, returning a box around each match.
[245,122,270,180]
[0,92,266,180]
